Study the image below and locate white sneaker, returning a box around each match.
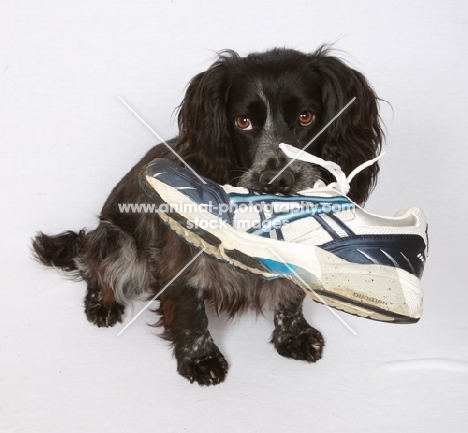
[139,145,428,323]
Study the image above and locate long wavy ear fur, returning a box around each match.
[175,51,239,184]
[310,46,383,205]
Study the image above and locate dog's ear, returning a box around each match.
[176,52,238,184]
[310,48,383,204]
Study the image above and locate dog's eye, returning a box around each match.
[298,111,315,127]
[234,116,253,130]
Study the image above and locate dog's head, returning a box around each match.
[176,47,383,204]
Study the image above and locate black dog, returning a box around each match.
[33,46,383,385]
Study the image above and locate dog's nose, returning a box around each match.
[259,170,295,194]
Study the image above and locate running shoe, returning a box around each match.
[138,145,428,323]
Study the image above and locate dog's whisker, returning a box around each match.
[227,174,246,185]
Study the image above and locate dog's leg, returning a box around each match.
[271,293,324,362]
[32,225,126,327]
[77,222,142,328]
[84,277,125,328]
[158,285,228,386]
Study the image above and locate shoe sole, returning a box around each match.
[141,173,423,324]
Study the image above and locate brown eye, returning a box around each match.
[234,116,253,130]
[298,111,315,127]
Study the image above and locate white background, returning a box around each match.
[1,1,468,432]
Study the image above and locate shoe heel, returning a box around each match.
[309,248,423,322]
[290,248,423,323]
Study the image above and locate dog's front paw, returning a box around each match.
[272,326,324,362]
[85,296,125,328]
[177,345,229,386]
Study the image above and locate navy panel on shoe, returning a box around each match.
[139,168,223,248]
[145,159,234,224]
[320,234,426,278]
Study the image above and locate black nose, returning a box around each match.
[259,170,295,194]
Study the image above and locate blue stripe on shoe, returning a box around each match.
[228,193,352,207]
[314,215,342,240]
[275,228,285,241]
[246,204,352,237]
[256,258,297,275]
[327,213,356,237]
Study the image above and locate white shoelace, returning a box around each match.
[279,143,385,196]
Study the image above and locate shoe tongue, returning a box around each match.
[279,143,385,196]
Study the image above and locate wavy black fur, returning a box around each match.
[32,46,383,385]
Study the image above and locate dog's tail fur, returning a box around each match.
[32,230,87,273]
